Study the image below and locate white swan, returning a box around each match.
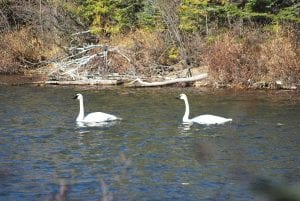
[73,93,119,123]
[178,94,232,125]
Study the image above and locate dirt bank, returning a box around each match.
[0,74,45,85]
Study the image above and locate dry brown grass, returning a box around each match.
[125,30,166,75]
[0,28,56,74]
[1,25,298,89]
[204,27,300,88]
[260,29,300,85]
[109,30,177,76]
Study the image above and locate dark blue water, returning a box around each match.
[0,86,299,200]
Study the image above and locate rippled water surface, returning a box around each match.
[0,86,299,200]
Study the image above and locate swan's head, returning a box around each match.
[73,93,83,100]
[178,93,188,100]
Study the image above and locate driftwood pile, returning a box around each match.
[46,35,208,87]
[48,44,130,82]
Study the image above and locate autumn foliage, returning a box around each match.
[0,0,299,88]
[205,27,300,88]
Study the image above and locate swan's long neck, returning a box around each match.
[183,97,191,122]
[77,98,85,121]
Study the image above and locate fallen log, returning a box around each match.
[128,73,208,87]
[45,79,123,85]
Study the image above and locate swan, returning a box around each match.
[177,94,232,125]
[73,93,119,123]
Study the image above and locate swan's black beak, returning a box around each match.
[73,95,78,99]
[176,96,180,100]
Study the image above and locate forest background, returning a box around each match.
[0,0,299,88]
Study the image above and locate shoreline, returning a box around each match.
[0,74,45,85]
[0,73,299,91]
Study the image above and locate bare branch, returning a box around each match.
[128,73,208,87]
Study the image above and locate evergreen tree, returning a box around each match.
[78,0,144,35]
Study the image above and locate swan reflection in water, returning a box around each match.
[178,122,193,136]
[76,120,119,128]
[177,122,232,137]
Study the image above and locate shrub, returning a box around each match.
[0,28,46,74]
[117,30,166,75]
[260,28,300,85]
[204,26,299,88]
[0,27,63,75]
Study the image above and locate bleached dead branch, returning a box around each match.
[48,44,131,81]
[109,47,131,63]
[128,73,208,87]
[71,30,91,36]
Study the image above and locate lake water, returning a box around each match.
[0,86,299,201]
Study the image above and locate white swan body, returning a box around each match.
[73,93,119,123]
[178,94,232,125]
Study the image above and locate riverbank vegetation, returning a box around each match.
[0,0,299,88]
